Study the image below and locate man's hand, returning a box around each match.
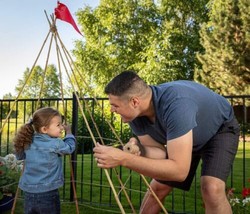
[93,143,126,169]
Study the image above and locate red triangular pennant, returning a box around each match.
[55,1,82,36]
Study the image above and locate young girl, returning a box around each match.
[13,107,76,214]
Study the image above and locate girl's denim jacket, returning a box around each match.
[17,133,76,193]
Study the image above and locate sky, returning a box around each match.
[0,0,99,98]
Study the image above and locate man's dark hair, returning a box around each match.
[105,70,147,96]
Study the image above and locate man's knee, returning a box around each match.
[201,176,226,200]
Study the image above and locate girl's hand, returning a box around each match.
[63,124,72,134]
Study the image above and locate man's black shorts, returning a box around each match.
[156,117,240,191]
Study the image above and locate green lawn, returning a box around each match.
[3,141,250,214]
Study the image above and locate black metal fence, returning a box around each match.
[0,95,249,213]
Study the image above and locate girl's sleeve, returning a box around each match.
[56,134,76,155]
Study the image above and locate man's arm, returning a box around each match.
[94,130,193,182]
[136,135,167,159]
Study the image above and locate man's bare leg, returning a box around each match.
[140,179,173,214]
[201,176,232,214]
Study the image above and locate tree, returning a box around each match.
[194,0,250,95]
[15,64,62,98]
[2,93,15,100]
[73,0,209,95]
[139,0,209,83]
[0,94,16,119]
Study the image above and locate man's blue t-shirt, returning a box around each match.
[129,80,234,151]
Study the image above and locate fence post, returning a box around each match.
[70,92,78,201]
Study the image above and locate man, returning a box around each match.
[93,70,240,213]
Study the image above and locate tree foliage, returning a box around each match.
[195,0,250,95]
[74,0,208,95]
[15,65,61,98]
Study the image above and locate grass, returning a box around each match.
[2,141,250,214]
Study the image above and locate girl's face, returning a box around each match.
[41,115,64,138]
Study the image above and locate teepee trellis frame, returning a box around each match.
[1,10,168,214]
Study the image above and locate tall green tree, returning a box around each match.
[15,64,61,98]
[140,0,209,83]
[74,0,208,95]
[74,0,159,94]
[195,0,250,95]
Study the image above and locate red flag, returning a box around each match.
[55,1,82,36]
